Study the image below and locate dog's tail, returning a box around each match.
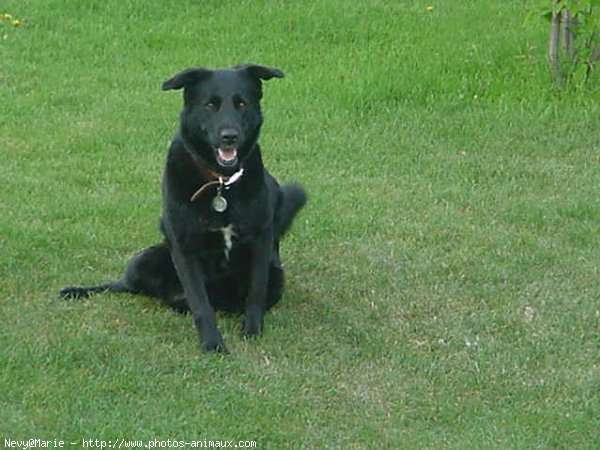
[59,280,131,300]
[275,182,307,239]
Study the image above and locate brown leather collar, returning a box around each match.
[197,164,227,181]
[190,164,245,203]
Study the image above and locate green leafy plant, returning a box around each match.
[534,0,600,87]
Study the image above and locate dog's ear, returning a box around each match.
[161,68,212,91]
[237,64,285,81]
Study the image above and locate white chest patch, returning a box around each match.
[220,224,237,260]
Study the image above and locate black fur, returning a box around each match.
[60,64,306,353]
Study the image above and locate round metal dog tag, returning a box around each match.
[212,194,228,213]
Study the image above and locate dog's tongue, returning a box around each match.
[218,147,237,164]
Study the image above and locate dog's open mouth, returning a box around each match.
[216,147,238,167]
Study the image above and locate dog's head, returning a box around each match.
[162,64,284,173]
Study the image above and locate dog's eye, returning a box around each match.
[235,99,247,110]
[204,101,217,111]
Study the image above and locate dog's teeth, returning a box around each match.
[218,147,237,161]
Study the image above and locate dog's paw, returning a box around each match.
[201,338,229,354]
[241,316,263,339]
[59,287,88,299]
[200,329,229,354]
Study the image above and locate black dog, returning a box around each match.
[60,64,307,353]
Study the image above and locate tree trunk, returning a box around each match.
[549,0,563,84]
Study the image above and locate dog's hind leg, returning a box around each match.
[274,182,307,239]
[59,279,132,299]
[265,261,284,310]
[59,243,186,310]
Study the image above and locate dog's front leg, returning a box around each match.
[170,246,227,353]
[242,228,273,338]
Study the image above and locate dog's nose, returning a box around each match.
[220,129,239,146]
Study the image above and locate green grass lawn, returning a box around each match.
[1,0,599,448]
